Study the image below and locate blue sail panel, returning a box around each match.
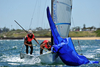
[58,38,89,66]
[47,7,63,45]
[46,7,99,66]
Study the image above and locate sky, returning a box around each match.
[0,0,100,30]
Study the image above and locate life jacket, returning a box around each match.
[26,34,35,42]
[43,40,51,49]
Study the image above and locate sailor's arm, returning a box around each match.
[47,42,51,47]
[40,43,47,51]
[40,43,45,49]
[40,44,44,49]
[34,38,39,44]
[24,40,32,46]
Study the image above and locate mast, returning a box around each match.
[51,0,54,46]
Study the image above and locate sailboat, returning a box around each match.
[20,0,71,64]
[20,0,99,66]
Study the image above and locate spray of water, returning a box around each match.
[1,54,41,65]
[23,57,41,65]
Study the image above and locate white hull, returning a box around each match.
[20,52,63,64]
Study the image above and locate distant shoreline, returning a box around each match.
[37,37,100,40]
[0,36,50,40]
[71,37,100,40]
[0,37,100,40]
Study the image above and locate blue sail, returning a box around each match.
[46,7,99,66]
[47,7,63,45]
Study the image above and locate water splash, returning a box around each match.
[1,54,41,66]
[1,55,24,62]
[23,57,41,65]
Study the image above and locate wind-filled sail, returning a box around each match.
[53,0,72,38]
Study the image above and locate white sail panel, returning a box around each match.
[53,0,72,38]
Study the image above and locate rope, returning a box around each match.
[29,0,38,29]
[41,0,47,29]
[20,44,25,54]
[37,0,41,27]
[29,0,48,29]
[71,16,82,55]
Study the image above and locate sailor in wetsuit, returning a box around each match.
[24,30,39,55]
[40,40,51,55]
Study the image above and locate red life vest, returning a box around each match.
[26,34,35,42]
[43,40,51,49]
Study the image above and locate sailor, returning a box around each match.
[24,30,39,55]
[40,40,51,55]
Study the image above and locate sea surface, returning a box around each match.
[0,39,100,67]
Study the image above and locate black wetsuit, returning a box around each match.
[40,42,51,54]
[24,37,33,54]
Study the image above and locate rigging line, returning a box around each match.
[36,0,41,28]
[41,0,47,29]
[29,0,38,29]
[71,16,82,55]
[72,16,76,27]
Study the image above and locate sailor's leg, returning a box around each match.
[40,48,43,55]
[30,46,33,54]
[25,45,28,54]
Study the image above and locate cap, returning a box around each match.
[28,30,32,34]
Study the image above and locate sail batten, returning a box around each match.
[55,23,71,25]
[57,1,72,8]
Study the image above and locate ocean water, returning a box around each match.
[0,39,100,67]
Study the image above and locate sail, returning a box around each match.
[47,7,63,45]
[47,7,99,66]
[53,0,72,38]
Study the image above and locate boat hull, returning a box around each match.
[20,52,63,64]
